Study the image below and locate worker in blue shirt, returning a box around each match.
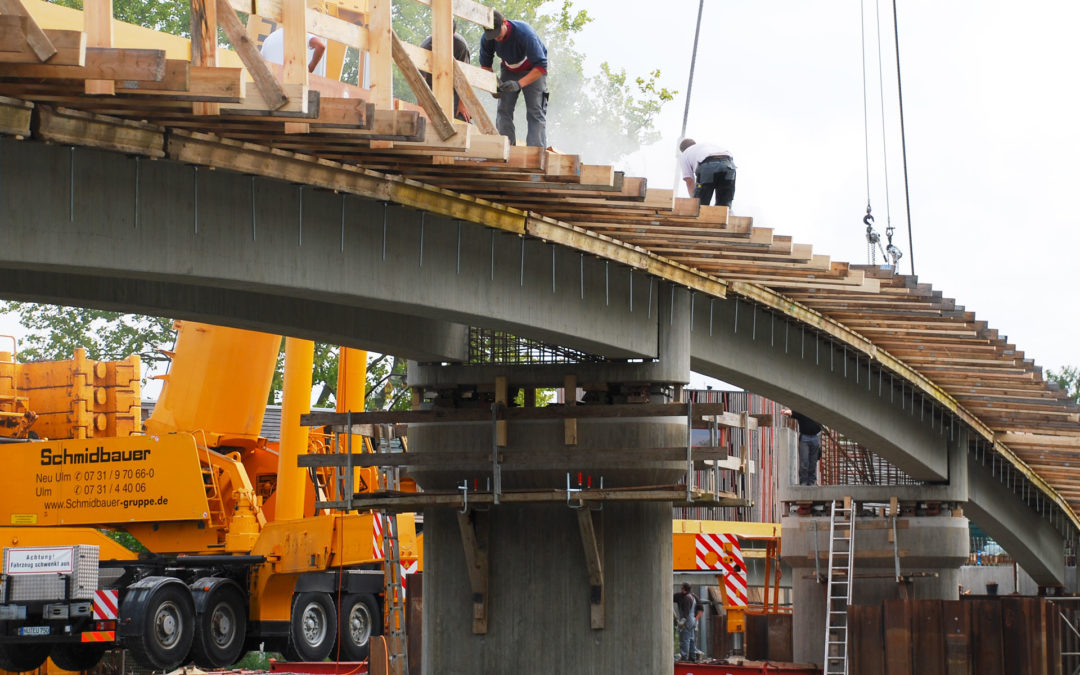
[479,10,549,147]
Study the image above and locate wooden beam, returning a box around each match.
[0,0,54,62]
[429,0,453,118]
[402,41,497,93]
[190,0,219,114]
[453,58,496,134]
[1,47,166,81]
[368,0,391,108]
[33,104,165,157]
[390,30,455,140]
[494,375,508,447]
[83,0,112,95]
[457,511,489,634]
[0,94,32,136]
[0,23,83,65]
[577,509,604,629]
[216,0,288,110]
[564,374,578,445]
[410,0,492,28]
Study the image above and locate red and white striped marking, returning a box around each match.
[92,589,119,620]
[695,533,748,607]
[371,517,385,560]
[400,560,418,596]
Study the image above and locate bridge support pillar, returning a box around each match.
[408,286,692,673]
[781,511,969,666]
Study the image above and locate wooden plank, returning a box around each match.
[0,46,164,81]
[942,600,971,675]
[390,30,455,141]
[0,12,27,51]
[216,0,288,110]
[0,24,82,65]
[119,65,244,102]
[453,58,496,133]
[564,374,577,445]
[409,0,492,28]
[0,94,31,135]
[494,375,508,447]
[850,604,885,675]
[33,104,164,157]
[0,0,54,61]
[190,0,219,114]
[576,509,604,629]
[912,599,944,675]
[456,511,489,634]
[368,0,391,108]
[883,598,913,675]
[429,0,453,117]
[83,0,113,95]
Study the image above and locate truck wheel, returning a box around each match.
[0,643,49,672]
[127,583,196,670]
[287,592,337,662]
[190,586,247,668]
[337,593,382,661]
[50,643,107,671]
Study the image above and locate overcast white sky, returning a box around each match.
[575,0,1080,374]
[2,0,1077,387]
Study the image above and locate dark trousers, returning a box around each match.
[798,433,821,485]
[695,157,736,207]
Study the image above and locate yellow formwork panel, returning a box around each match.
[2,348,141,441]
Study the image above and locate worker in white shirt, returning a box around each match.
[679,138,736,207]
[260,27,326,76]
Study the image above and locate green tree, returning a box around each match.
[1048,366,1080,403]
[2,302,175,375]
[46,0,190,36]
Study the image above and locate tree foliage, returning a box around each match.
[1,302,175,373]
[47,0,190,36]
[1048,366,1080,404]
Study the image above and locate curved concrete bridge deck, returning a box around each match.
[0,1,1078,586]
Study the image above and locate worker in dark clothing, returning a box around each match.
[673,582,703,662]
[790,411,823,485]
[420,24,473,122]
[679,138,736,207]
[479,10,549,147]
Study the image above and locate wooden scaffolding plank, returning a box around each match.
[0,0,55,61]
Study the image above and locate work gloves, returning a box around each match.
[678,618,686,628]
[499,80,521,94]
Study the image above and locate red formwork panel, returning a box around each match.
[674,661,820,675]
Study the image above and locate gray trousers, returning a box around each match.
[497,67,547,147]
[678,618,698,661]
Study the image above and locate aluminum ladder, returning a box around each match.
[380,511,408,675]
[823,498,855,675]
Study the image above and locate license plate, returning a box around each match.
[18,626,50,636]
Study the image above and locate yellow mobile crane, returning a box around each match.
[0,322,417,672]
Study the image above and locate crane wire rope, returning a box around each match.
[673,0,705,196]
[680,0,706,140]
[892,0,916,276]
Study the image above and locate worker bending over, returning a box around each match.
[680,138,736,207]
[480,10,549,147]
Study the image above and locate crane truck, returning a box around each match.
[0,322,417,672]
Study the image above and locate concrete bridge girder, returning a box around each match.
[0,139,659,359]
[688,294,950,481]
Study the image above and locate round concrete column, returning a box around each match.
[422,502,673,673]
[781,512,970,665]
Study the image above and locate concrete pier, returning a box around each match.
[781,511,970,665]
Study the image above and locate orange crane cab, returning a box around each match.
[0,322,418,672]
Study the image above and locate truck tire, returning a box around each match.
[126,582,196,670]
[337,593,382,661]
[0,643,50,672]
[50,643,107,671]
[190,585,247,668]
[286,592,337,662]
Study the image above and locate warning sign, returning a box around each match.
[5,546,74,575]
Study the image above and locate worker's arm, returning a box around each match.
[516,66,543,89]
[307,36,326,73]
[683,176,695,196]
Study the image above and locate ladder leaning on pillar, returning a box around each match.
[823,497,855,675]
